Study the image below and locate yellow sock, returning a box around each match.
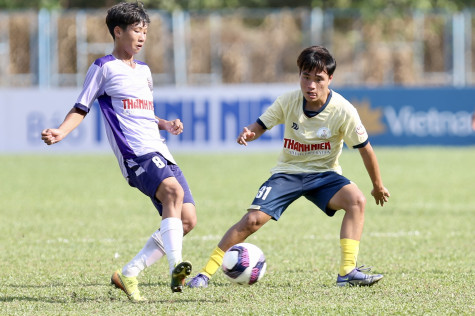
[339,238,360,276]
[200,246,225,278]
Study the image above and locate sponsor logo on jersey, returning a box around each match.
[283,138,331,155]
[291,122,299,130]
[121,98,154,111]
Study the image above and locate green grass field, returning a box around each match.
[1,147,474,315]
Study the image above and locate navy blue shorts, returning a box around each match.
[249,171,351,220]
[125,152,194,216]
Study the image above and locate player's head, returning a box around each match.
[106,1,150,40]
[298,46,335,105]
[297,46,336,77]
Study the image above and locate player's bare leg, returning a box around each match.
[329,183,383,286]
[329,183,366,241]
[217,210,272,252]
[181,202,197,235]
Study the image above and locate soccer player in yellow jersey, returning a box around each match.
[187,46,390,287]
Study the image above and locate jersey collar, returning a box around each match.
[303,90,333,118]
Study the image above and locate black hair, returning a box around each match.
[106,1,150,39]
[297,46,337,76]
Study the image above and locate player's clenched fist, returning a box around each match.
[41,128,64,145]
[167,119,184,135]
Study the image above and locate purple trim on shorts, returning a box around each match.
[97,93,136,159]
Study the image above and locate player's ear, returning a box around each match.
[113,26,122,39]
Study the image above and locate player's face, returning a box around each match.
[114,22,147,56]
[299,68,333,107]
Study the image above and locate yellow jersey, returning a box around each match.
[259,89,368,175]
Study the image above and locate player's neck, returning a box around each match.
[112,49,135,68]
[305,100,324,112]
[305,94,328,111]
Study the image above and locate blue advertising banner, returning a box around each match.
[1,86,474,153]
[339,87,475,146]
[153,86,475,148]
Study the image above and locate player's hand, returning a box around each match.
[41,128,65,145]
[371,186,390,206]
[164,119,183,135]
[237,127,255,146]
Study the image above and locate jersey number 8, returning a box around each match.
[152,156,165,168]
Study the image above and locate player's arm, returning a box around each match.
[358,142,390,206]
[237,121,266,146]
[41,107,87,145]
[156,116,183,135]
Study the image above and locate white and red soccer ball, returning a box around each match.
[221,243,267,286]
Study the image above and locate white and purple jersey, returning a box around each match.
[74,54,176,179]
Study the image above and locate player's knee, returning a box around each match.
[350,193,366,214]
[182,215,197,235]
[358,193,367,208]
[170,186,185,202]
[156,182,184,203]
[242,211,267,233]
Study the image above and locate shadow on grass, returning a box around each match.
[0,295,228,304]
[5,282,104,289]
[1,282,230,304]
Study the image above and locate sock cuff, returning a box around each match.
[340,238,360,247]
[214,246,225,257]
[160,217,183,233]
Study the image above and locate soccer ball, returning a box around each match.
[221,243,267,286]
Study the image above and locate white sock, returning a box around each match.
[122,229,165,277]
[160,217,184,274]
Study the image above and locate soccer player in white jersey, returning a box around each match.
[41,2,194,301]
[187,46,390,288]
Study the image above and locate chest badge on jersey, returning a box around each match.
[316,127,331,139]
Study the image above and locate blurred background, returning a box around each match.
[1,0,475,87]
[0,0,474,152]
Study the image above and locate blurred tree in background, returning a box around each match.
[0,0,473,11]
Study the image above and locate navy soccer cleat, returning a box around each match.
[336,265,383,287]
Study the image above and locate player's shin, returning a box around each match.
[200,246,225,278]
[160,217,184,273]
[122,229,165,277]
[339,238,360,276]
